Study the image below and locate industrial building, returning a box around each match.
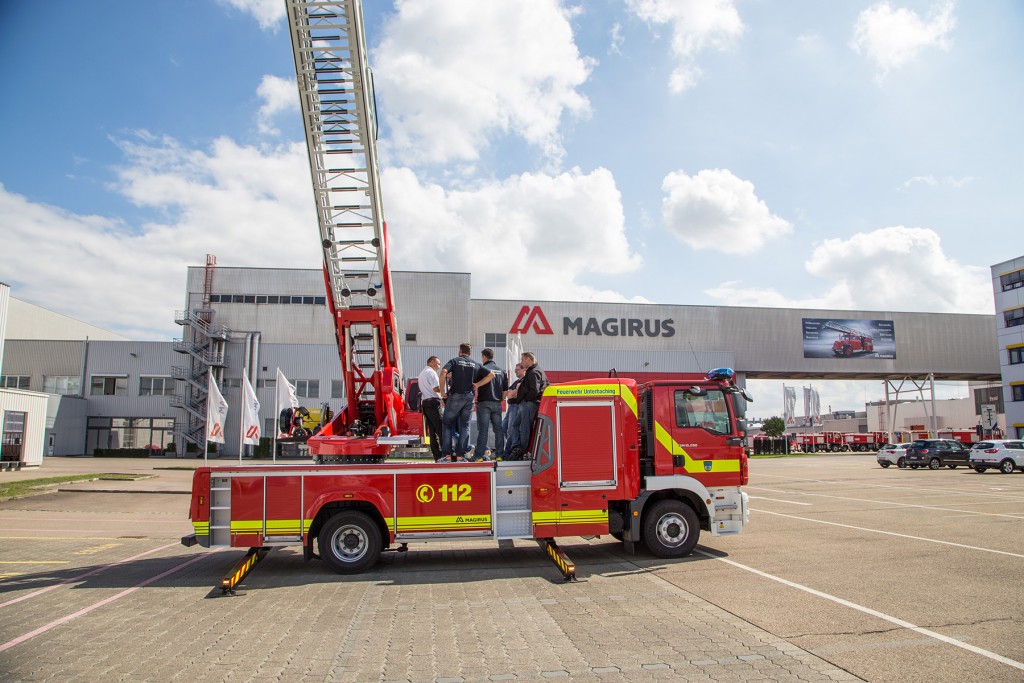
[992,255,1024,438]
[0,262,1005,458]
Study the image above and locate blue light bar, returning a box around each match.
[706,367,735,381]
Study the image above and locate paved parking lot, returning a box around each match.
[0,455,1021,682]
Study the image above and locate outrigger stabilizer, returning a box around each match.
[214,547,272,597]
[539,539,577,582]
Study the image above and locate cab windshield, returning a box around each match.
[674,389,731,435]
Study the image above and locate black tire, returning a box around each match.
[975,467,987,473]
[610,531,624,541]
[642,500,700,558]
[897,457,906,469]
[1000,459,1015,474]
[929,458,941,470]
[318,511,382,574]
[843,345,853,358]
[880,461,891,468]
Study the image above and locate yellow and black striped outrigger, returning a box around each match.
[218,547,271,596]
[539,539,577,582]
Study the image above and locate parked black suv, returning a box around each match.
[904,439,971,469]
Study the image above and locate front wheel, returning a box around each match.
[1000,459,1015,474]
[318,511,382,574]
[929,458,941,470]
[642,500,700,558]
[880,461,891,468]
[897,457,906,469]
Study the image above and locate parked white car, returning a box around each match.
[970,440,1024,474]
[877,443,911,468]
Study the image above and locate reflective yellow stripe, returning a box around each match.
[228,519,311,535]
[543,383,638,416]
[397,514,491,531]
[193,521,209,534]
[654,421,740,473]
[532,509,608,525]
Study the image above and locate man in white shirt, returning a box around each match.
[417,356,443,461]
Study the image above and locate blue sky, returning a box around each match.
[1,0,1019,417]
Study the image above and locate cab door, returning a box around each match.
[666,387,741,486]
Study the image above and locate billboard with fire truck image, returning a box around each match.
[802,318,896,359]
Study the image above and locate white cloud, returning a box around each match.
[374,0,593,167]
[850,1,956,83]
[899,174,975,190]
[705,226,991,314]
[625,0,744,93]
[660,168,793,254]
[0,134,317,339]
[219,0,283,30]
[256,75,297,135]
[381,166,643,302]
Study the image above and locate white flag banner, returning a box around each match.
[207,371,228,444]
[242,373,261,446]
[783,386,796,426]
[803,387,812,427]
[506,333,523,379]
[276,368,300,410]
[811,388,821,425]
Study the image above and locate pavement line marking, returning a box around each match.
[0,561,69,565]
[0,551,213,654]
[747,496,812,506]
[694,549,1024,673]
[776,491,1024,520]
[755,473,1024,502]
[752,508,1024,558]
[0,536,146,540]
[746,487,794,494]
[0,542,178,610]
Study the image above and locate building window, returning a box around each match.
[1001,269,1024,291]
[1013,385,1024,402]
[43,375,82,395]
[331,380,345,399]
[91,376,127,396]
[0,375,30,389]
[485,333,507,348]
[221,378,241,389]
[139,376,173,396]
[256,378,277,389]
[2,411,27,463]
[1006,307,1024,328]
[295,380,319,399]
[86,417,174,452]
[405,333,417,342]
[1009,347,1024,365]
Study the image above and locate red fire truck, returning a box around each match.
[793,431,846,452]
[180,0,751,586]
[185,373,751,580]
[844,431,887,451]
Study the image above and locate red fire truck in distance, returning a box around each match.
[185,372,751,577]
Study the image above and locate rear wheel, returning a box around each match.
[318,511,382,574]
[897,457,906,468]
[929,458,941,470]
[642,500,700,558]
[1000,459,1015,474]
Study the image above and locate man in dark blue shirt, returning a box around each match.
[438,343,493,461]
[515,351,548,455]
[473,348,507,460]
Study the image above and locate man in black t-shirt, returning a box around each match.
[438,343,493,461]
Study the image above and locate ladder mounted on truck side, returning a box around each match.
[285,0,407,443]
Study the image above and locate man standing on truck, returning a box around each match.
[515,351,548,454]
[417,356,443,461]
[439,343,494,461]
[473,348,507,460]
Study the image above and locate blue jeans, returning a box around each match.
[475,401,503,457]
[442,392,474,457]
[517,401,539,454]
[502,403,520,456]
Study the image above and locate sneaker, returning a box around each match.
[438,455,453,463]
[455,456,468,462]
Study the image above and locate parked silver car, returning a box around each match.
[970,440,1024,474]
[876,443,911,468]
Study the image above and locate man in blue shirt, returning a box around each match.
[473,348,507,460]
[438,343,493,461]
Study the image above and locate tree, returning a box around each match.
[762,416,786,437]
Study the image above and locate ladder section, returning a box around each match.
[209,476,232,547]
[285,0,392,315]
[494,462,532,539]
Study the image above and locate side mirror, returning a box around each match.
[736,419,748,437]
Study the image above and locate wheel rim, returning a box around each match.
[930,459,940,470]
[656,512,689,548]
[1001,460,1014,474]
[330,524,369,563]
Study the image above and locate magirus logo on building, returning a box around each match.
[510,305,675,338]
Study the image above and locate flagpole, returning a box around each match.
[205,369,211,464]
[239,370,245,463]
[273,366,279,463]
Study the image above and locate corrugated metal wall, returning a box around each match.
[1,340,84,391]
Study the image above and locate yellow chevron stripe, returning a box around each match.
[653,421,740,473]
[543,383,637,416]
